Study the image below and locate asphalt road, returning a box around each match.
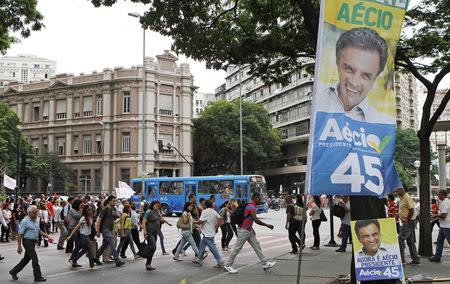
[0,209,345,284]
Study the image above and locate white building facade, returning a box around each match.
[0,54,56,86]
[193,92,215,118]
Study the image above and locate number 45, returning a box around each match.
[330,153,384,195]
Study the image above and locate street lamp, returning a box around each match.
[238,66,243,175]
[166,143,193,176]
[128,12,147,178]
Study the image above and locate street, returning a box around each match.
[0,209,447,284]
[0,209,336,284]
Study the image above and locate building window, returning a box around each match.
[56,99,67,119]
[21,69,28,82]
[42,138,48,152]
[73,135,79,154]
[33,104,40,122]
[159,94,173,115]
[34,64,40,69]
[159,134,173,153]
[122,132,130,153]
[123,91,130,113]
[120,169,131,185]
[96,134,102,153]
[73,97,80,118]
[57,137,65,156]
[43,101,49,121]
[11,72,15,78]
[31,139,39,155]
[83,135,92,154]
[83,96,93,117]
[96,95,103,116]
[44,73,48,79]
[80,170,91,193]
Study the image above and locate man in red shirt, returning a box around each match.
[224,192,276,274]
[387,194,399,233]
[431,198,440,230]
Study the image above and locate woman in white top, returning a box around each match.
[38,202,49,247]
[173,202,199,261]
[219,201,233,251]
[67,205,100,269]
[309,196,322,250]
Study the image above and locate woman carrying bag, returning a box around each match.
[173,202,199,261]
[142,201,162,271]
[117,204,140,260]
[309,196,322,250]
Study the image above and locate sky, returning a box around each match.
[4,0,448,97]
[5,0,226,94]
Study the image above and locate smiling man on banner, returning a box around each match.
[315,27,393,124]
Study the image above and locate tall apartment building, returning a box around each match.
[0,54,56,86]
[218,65,420,194]
[193,92,215,118]
[218,65,313,192]
[395,72,420,130]
[0,51,194,194]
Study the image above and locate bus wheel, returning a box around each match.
[160,204,170,216]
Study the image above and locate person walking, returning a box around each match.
[224,193,276,274]
[173,202,199,261]
[9,205,54,282]
[285,195,303,254]
[0,205,8,261]
[55,200,67,250]
[94,196,125,267]
[387,194,400,233]
[396,187,420,265]
[37,203,49,247]
[117,204,139,260]
[431,198,440,230]
[193,200,224,267]
[219,201,233,251]
[66,204,101,269]
[157,211,171,256]
[67,199,83,267]
[429,189,450,262]
[309,196,322,250]
[142,201,162,271]
[64,197,75,254]
[336,196,351,252]
[119,201,141,257]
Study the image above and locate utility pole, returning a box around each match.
[15,131,21,200]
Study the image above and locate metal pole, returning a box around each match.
[141,27,146,176]
[15,132,21,200]
[296,194,308,284]
[325,195,339,247]
[239,66,243,175]
[84,176,87,196]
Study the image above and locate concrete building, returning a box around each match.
[395,72,420,130]
[0,51,195,194]
[0,54,56,86]
[218,65,313,193]
[193,92,215,118]
[218,65,421,194]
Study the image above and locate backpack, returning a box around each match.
[113,218,122,234]
[331,204,346,219]
[293,205,303,221]
[230,201,248,226]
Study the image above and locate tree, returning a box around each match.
[0,0,44,54]
[394,128,420,190]
[193,100,281,175]
[34,151,76,194]
[90,0,449,256]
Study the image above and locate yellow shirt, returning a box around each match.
[399,193,416,222]
[123,213,132,230]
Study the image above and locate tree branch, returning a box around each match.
[432,63,450,87]
[427,88,450,136]
[396,51,431,89]
[299,0,319,47]
[209,0,239,28]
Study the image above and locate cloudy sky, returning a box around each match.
[4,0,448,97]
[5,0,226,94]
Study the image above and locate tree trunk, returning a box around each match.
[418,134,432,256]
[349,196,397,284]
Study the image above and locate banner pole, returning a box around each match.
[296,194,309,284]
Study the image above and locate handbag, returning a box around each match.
[176,214,191,230]
[319,209,327,222]
[138,240,151,258]
[331,204,346,219]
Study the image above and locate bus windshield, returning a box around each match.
[251,181,267,202]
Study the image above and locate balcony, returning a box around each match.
[56,113,67,119]
[83,111,92,117]
[159,109,173,116]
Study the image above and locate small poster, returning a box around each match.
[351,218,404,281]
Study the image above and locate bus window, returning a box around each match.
[147,185,156,198]
[171,181,183,195]
[159,182,170,195]
[200,180,219,194]
[185,184,196,200]
[219,180,234,194]
[133,182,143,194]
[242,184,249,199]
[236,184,242,198]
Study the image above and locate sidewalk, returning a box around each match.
[196,245,450,284]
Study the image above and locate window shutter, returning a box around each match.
[56,99,66,113]
[43,101,49,116]
[159,94,173,110]
[74,98,80,113]
[83,96,92,111]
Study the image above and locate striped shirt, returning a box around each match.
[241,202,256,232]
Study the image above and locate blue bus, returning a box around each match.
[130,175,269,216]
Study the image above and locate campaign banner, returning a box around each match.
[351,218,404,281]
[305,0,409,197]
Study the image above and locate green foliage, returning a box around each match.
[394,129,420,189]
[0,103,21,174]
[35,151,75,192]
[394,161,414,190]
[0,0,44,54]
[193,100,281,175]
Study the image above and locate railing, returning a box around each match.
[56,113,66,119]
[83,111,92,117]
[159,109,173,116]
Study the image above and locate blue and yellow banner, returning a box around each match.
[351,218,404,281]
[306,0,409,197]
